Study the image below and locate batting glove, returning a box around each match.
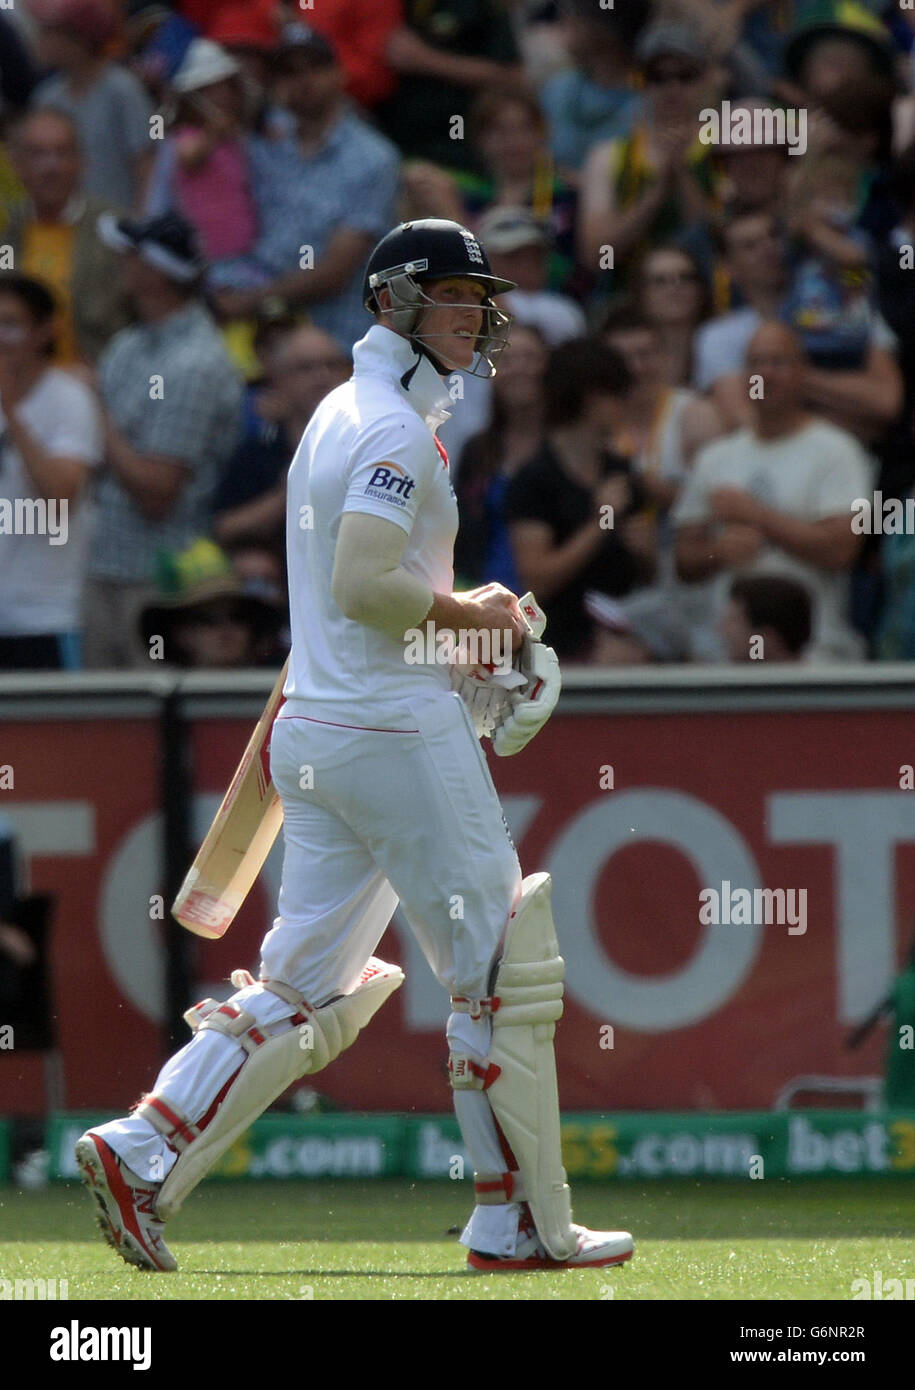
[491,634,561,757]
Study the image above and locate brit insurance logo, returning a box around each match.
[364,463,417,509]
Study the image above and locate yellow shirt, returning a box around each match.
[22,222,78,364]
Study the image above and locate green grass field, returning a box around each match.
[2,1178,914,1301]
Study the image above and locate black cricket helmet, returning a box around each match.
[362,219,516,377]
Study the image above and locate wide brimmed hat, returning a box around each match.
[784,0,895,80]
[171,38,241,93]
[635,21,707,70]
[97,211,204,282]
[139,540,284,649]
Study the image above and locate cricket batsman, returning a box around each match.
[75,220,634,1274]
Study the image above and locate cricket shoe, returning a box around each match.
[468,1215,633,1273]
[74,1131,177,1272]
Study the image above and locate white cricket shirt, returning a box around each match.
[282,323,459,728]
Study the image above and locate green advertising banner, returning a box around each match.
[46,1112,402,1182]
[40,1110,915,1183]
[400,1112,915,1182]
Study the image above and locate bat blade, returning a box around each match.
[172,658,289,938]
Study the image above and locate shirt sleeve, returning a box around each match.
[693,321,745,392]
[870,311,898,353]
[338,138,401,242]
[810,430,872,519]
[671,448,715,527]
[41,377,103,465]
[143,137,177,216]
[342,414,438,534]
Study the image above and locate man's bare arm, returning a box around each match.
[333,510,525,645]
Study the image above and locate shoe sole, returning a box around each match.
[74,1135,175,1273]
[467,1246,634,1273]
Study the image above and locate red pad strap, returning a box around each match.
[451,994,501,1021]
[136,1094,198,1148]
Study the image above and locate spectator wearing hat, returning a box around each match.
[139,537,286,669]
[578,22,718,293]
[538,0,647,177]
[4,107,131,365]
[0,272,103,672]
[84,211,244,668]
[287,0,402,113]
[144,39,258,271]
[30,0,155,212]
[781,0,897,107]
[476,206,587,345]
[210,25,401,353]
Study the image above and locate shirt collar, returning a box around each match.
[140,299,208,346]
[352,323,453,433]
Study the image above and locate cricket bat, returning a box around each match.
[172,657,289,939]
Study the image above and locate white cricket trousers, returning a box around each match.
[98,689,527,1254]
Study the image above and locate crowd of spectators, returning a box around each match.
[2,0,915,669]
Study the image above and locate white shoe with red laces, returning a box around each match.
[75,1131,177,1272]
[468,1208,633,1273]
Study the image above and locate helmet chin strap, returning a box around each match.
[399,336,452,389]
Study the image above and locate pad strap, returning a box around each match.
[133,1094,200,1154]
[261,977,316,1029]
[193,1002,269,1057]
[184,996,222,1032]
[450,994,501,1021]
[474,1169,527,1204]
[449,1050,501,1090]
